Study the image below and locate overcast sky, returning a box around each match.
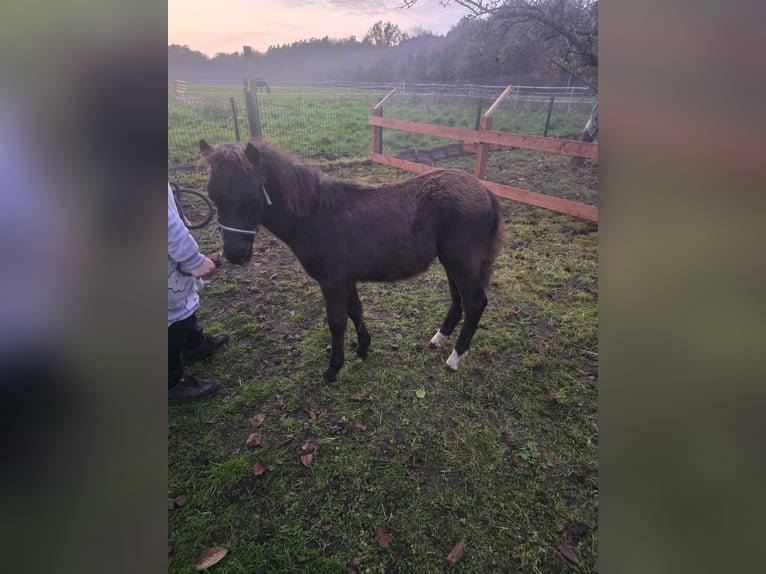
[168,0,471,56]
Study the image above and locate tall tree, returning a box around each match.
[402,0,597,90]
[364,20,409,47]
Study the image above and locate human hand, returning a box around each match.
[190,256,218,278]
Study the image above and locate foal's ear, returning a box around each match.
[199,139,214,157]
[245,142,260,167]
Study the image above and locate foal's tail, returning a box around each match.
[480,190,504,288]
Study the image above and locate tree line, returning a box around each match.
[169,1,596,89]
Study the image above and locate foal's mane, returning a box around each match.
[201,141,343,217]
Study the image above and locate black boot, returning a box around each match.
[182,332,230,362]
[168,376,220,404]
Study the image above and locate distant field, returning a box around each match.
[168,85,594,169]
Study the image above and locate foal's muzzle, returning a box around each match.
[218,224,258,265]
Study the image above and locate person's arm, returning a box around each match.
[168,186,216,278]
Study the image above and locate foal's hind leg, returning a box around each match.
[435,261,488,371]
[430,275,462,348]
[347,284,371,359]
[445,278,487,371]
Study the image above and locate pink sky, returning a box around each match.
[168,0,470,56]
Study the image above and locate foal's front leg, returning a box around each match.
[320,283,350,383]
[347,284,371,359]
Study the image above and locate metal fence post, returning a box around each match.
[229,97,241,142]
[543,96,555,137]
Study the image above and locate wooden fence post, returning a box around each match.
[474,85,512,180]
[474,115,492,180]
[371,89,397,157]
[242,46,263,139]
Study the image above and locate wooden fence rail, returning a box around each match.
[368,87,598,223]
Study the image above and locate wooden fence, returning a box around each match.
[369,87,598,223]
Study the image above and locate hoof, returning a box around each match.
[322,370,337,384]
[430,330,447,348]
[444,349,467,371]
[356,348,368,359]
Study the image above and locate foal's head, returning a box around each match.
[199,139,266,265]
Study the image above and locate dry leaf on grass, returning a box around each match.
[275,394,285,409]
[554,538,580,565]
[249,413,266,427]
[351,422,367,432]
[537,342,547,355]
[376,528,390,549]
[300,453,313,467]
[446,541,465,566]
[246,433,262,447]
[252,460,268,476]
[194,546,228,571]
[173,495,188,507]
[351,556,366,566]
[204,416,218,424]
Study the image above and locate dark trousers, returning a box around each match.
[168,312,204,387]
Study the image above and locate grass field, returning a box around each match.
[168,142,598,572]
[168,85,594,171]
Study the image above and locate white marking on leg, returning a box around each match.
[430,330,447,347]
[445,349,468,371]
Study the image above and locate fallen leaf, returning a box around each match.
[351,556,366,566]
[393,428,405,445]
[304,408,318,419]
[512,458,528,468]
[378,440,395,454]
[194,546,228,571]
[300,439,319,453]
[250,413,266,427]
[348,568,357,574]
[415,389,426,399]
[173,495,188,507]
[547,319,558,328]
[376,528,390,549]
[246,433,262,447]
[410,455,423,467]
[167,498,175,510]
[512,305,521,315]
[351,422,366,432]
[351,395,375,402]
[229,447,241,457]
[296,555,308,563]
[554,539,580,565]
[275,394,285,409]
[592,422,599,433]
[547,391,560,402]
[321,524,332,535]
[281,433,295,445]
[300,453,313,467]
[537,342,547,355]
[446,541,465,566]
[204,416,218,424]
[252,460,268,476]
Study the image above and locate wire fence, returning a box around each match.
[168,82,596,172]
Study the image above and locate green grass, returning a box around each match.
[168,85,593,172]
[168,154,597,572]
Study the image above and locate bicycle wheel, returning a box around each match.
[177,187,215,229]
